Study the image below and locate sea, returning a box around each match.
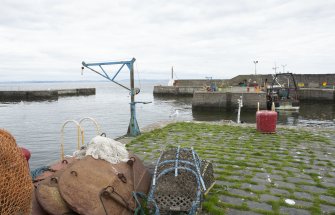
[0,81,334,169]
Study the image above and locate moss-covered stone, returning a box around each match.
[127,122,335,214]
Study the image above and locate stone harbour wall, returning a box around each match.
[0,88,96,102]
[192,92,267,110]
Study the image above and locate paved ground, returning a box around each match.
[127,122,335,215]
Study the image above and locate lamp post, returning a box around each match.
[253,60,258,75]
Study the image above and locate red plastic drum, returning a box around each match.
[256,111,277,133]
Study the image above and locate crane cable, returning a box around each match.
[135,62,142,95]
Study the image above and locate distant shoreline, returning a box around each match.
[0,79,168,84]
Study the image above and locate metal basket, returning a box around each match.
[148,147,214,215]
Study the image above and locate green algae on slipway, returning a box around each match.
[127,122,335,215]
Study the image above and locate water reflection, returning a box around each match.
[299,102,335,121]
[192,102,335,127]
[153,95,193,106]
[276,111,299,125]
[153,95,335,126]
[192,109,257,123]
[153,95,192,111]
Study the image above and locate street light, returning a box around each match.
[253,60,258,75]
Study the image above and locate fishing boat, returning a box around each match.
[266,73,300,111]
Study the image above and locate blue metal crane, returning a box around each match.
[81,58,147,137]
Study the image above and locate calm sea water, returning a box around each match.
[0,81,334,169]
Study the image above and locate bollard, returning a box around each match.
[256,102,277,133]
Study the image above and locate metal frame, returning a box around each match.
[60,120,83,160]
[271,72,298,92]
[268,72,299,100]
[266,72,300,110]
[82,58,142,137]
[148,147,206,215]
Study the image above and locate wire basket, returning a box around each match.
[148,147,214,215]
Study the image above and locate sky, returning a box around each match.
[0,0,335,81]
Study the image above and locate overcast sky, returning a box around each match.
[0,0,334,81]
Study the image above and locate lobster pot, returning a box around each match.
[256,111,277,133]
[148,148,214,215]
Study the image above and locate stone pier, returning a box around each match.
[0,88,96,102]
[192,91,267,110]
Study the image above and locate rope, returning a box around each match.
[132,192,146,215]
[30,166,50,181]
[135,62,142,91]
[133,192,160,215]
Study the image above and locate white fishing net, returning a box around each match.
[73,136,129,164]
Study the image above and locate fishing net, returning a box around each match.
[0,129,33,215]
[73,136,129,164]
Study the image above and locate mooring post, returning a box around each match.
[237,96,243,124]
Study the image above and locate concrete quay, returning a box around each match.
[154,74,335,109]
[155,85,335,102]
[153,79,226,96]
[299,88,335,102]
[191,88,335,110]
[153,85,202,96]
[192,91,267,110]
[154,74,335,103]
[229,74,335,88]
[0,88,96,102]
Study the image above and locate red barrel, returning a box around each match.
[256,111,277,133]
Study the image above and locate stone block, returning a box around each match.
[260,194,280,202]
[300,185,327,194]
[279,207,311,215]
[320,204,335,214]
[219,195,244,206]
[229,188,256,198]
[275,181,296,189]
[246,201,272,211]
[241,183,267,192]
[226,208,261,215]
[270,188,290,196]
[320,195,335,204]
[294,200,313,207]
[293,192,313,201]
[286,177,315,185]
